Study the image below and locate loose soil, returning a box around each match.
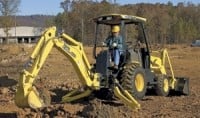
[0,44,199,118]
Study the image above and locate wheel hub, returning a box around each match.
[135,74,144,92]
[163,79,169,92]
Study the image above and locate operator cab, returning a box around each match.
[93,14,150,68]
[92,14,154,99]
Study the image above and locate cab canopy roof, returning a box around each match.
[93,14,147,25]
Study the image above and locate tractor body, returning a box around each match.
[93,14,189,100]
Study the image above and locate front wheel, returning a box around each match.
[120,63,147,100]
[155,75,170,96]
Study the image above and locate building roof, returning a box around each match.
[0,26,42,37]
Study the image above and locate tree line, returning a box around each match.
[1,0,200,45]
[52,0,200,45]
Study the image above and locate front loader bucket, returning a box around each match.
[173,77,189,95]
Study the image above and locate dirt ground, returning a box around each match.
[0,44,199,118]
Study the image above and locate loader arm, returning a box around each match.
[151,49,176,89]
[150,49,189,95]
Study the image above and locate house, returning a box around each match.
[0,26,43,44]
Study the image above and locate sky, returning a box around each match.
[19,0,200,15]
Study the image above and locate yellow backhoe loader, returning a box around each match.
[15,14,189,110]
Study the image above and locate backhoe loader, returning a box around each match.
[15,14,189,110]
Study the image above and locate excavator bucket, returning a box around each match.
[15,84,50,108]
[27,86,45,108]
[15,84,45,108]
[15,86,29,108]
[15,71,51,108]
[173,77,189,95]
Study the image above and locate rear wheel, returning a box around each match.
[120,63,147,100]
[155,75,169,96]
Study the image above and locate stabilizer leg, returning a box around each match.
[113,80,140,110]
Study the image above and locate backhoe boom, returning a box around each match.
[15,27,100,108]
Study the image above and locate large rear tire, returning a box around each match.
[155,75,169,96]
[120,63,147,100]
